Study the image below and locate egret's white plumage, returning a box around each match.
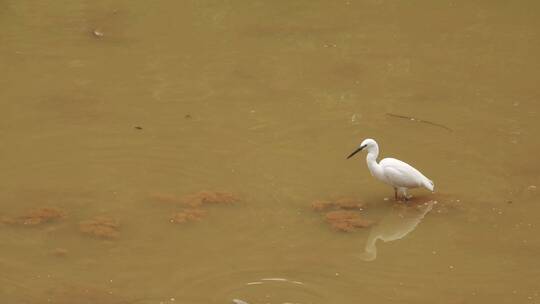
[347,138,434,200]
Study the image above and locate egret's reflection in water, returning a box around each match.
[360,201,434,261]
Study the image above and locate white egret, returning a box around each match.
[347,138,434,201]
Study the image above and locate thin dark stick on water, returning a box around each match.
[386,113,453,132]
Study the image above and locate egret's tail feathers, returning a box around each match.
[424,179,435,192]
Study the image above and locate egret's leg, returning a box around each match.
[394,188,398,201]
[397,188,408,202]
[401,188,412,201]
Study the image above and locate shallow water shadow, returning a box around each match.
[360,200,434,261]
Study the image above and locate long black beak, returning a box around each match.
[347,145,365,159]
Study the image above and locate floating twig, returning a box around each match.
[386,113,453,132]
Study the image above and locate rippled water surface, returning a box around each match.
[1,1,539,303]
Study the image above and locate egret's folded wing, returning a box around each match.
[381,159,423,188]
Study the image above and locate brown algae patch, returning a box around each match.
[178,191,239,206]
[170,208,207,224]
[325,210,374,232]
[151,191,239,207]
[79,216,120,239]
[150,191,239,225]
[311,197,365,212]
[312,196,373,232]
[1,207,65,226]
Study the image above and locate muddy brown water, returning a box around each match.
[1,1,539,303]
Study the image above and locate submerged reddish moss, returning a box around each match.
[79,216,120,239]
[311,197,364,212]
[325,210,374,232]
[170,208,207,224]
[151,191,239,207]
[312,196,372,232]
[178,191,239,206]
[1,207,65,226]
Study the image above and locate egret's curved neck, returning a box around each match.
[365,145,383,178]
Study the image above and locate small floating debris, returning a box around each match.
[170,209,206,224]
[429,198,464,215]
[92,29,104,38]
[134,126,143,130]
[351,113,360,125]
[79,216,120,239]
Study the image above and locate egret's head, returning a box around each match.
[347,138,377,159]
